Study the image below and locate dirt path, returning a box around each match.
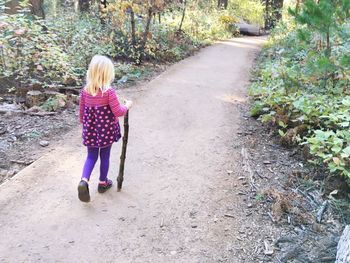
[0,37,267,263]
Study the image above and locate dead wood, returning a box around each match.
[117,111,129,190]
[241,147,258,190]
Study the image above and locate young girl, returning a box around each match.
[78,55,132,202]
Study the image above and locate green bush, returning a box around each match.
[0,10,74,87]
[229,0,264,25]
[306,130,350,176]
[1,0,264,91]
[249,0,350,179]
[48,13,117,72]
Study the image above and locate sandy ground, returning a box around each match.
[0,37,267,263]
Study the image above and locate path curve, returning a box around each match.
[0,37,265,263]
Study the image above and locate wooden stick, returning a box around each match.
[117,111,129,191]
[267,212,276,223]
[10,159,34,165]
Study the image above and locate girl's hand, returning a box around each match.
[125,99,133,109]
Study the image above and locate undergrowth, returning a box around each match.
[0,0,263,90]
[250,1,350,183]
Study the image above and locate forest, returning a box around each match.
[0,0,271,92]
[1,0,350,261]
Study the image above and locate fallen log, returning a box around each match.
[336,225,350,263]
[235,22,262,36]
[26,90,46,108]
[23,111,56,116]
[0,109,22,115]
[58,86,81,95]
[10,159,34,165]
[24,106,56,116]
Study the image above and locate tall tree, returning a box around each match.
[272,0,283,22]
[295,0,302,13]
[78,0,90,11]
[99,0,108,23]
[5,0,20,14]
[29,0,45,18]
[129,7,136,47]
[218,0,228,9]
[5,0,45,18]
[263,0,284,29]
[140,7,153,59]
[178,0,186,31]
[133,0,176,61]
[289,0,350,87]
[264,0,270,29]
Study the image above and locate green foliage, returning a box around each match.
[0,10,75,87]
[48,14,117,70]
[178,9,240,43]
[229,0,264,25]
[41,94,67,111]
[1,0,264,91]
[255,194,265,201]
[219,14,238,24]
[250,1,350,179]
[114,62,150,83]
[250,101,265,118]
[147,23,201,62]
[290,0,350,30]
[306,130,350,176]
[25,130,42,139]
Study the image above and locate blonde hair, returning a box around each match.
[85,55,115,96]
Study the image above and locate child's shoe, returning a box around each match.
[98,179,113,193]
[78,180,90,202]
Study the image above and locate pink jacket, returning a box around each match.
[79,88,127,124]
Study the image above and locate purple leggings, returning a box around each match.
[82,146,112,182]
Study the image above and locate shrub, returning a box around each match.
[48,13,117,72]
[0,10,74,88]
[249,1,350,179]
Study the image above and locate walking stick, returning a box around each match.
[117,110,129,191]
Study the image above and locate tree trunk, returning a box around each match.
[99,0,108,24]
[5,0,45,18]
[295,0,301,13]
[178,0,187,31]
[78,0,89,12]
[100,0,107,9]
[326,30,331,56]
[5,0,20,14]
[29,0,45,18]
[273,0,283,22]
[264,0,269,29]
[140,8,153,61]
[130,8,136,47]
[218,0,228,9]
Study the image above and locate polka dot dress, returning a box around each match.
[82,105,121,148]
